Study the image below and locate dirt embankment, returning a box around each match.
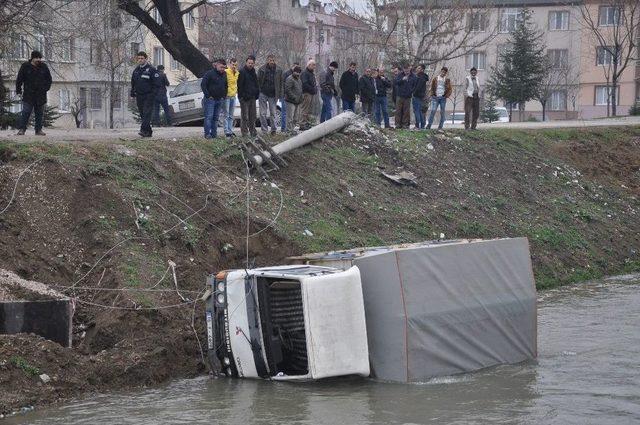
[0,123,638,414]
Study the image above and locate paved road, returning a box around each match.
[1,115,639,143]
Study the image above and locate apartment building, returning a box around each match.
[384,0,639,120]
[0,1,200,129]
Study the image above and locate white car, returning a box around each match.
[446,107,510,125]
[168,78,282,127]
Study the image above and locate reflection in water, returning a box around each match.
[6,279,640,425]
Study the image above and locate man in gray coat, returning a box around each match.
[257,54,283,135]
[283,66,303,133]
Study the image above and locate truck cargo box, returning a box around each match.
[289,238,538,382]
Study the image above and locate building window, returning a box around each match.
[152,7,162,24]
[170,55,183,71]
[112,88,122,110]
[598,6,619,26]
[153,46,165,67]
[90,88,102,110]
[499,8,522,33]
[550,90,566,111]
[130,42,140,59]
[468,12,486,32]
[547,49,568,69]
[548,11,569,30]
[58,89,70,112]
[182,4,195,29]
[8,90,22,113]
[90,39,102,64]
[59,38,74,62]
[595,85,619,105]
[596,46,618,66]
[465,51,486,70]
[420,14,433,33]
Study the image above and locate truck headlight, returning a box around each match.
[217,281,225,292]
[216,293,225,305]
[223,356,231,366]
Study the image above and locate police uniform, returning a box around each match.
[131,63,161,137]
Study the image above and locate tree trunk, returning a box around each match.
[541,101,546,122]
[611,68,618,116]
[117,0,212,77]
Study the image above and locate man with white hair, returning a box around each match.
[299,59,317,130]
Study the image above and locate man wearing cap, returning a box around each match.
[131,51,162,137]
[319,61,338,122]
[153,64,172,126]
[15,50,52,136]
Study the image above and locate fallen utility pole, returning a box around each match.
[242,111,357,177]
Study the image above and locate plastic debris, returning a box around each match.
[303,229,314,237]
[381,170,417,186]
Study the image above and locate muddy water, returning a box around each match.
[8,277,640,425]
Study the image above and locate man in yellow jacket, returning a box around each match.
[224,58,240,137]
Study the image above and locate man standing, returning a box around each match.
[373,68,391,128]
[412,64,429,130]
[339,62,359,112]
[300,59,318,130]
[153,65,172,126]
[224,58,239,137]
[257,54,283,135]
[284,65,303,134]
[130,51,161,137]
[201,58,228,139]
[390,64,400,105]
[15,51,52,136]
[237,55,259,137]
[359,68,375,119]
[394,64,416,129]
[427,67,452,130]
[281,62,299,132]
[464,67,481,130]
[319,61,338,123]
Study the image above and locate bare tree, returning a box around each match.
[536,56,581,121]
[69,94,85,128]
[578,0,640,116]
[335,0,497,68]
[117,0,214,77]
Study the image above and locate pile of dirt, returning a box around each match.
[0,122,639,414]
[0,269,65,301]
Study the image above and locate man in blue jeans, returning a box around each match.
[319,61,338,122]
[201,58,228,139]
[412,64,428,129]
[339,62,359,112]
[427,67,452,130]
[372,68,391,128]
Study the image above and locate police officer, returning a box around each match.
[130,51,161,137]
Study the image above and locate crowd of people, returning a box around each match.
[12,49,483,138]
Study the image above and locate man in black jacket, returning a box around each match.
[280,62,299,132]
[15,50,52,136]
[237,55,259,137]
[153,65,172,126]
[412,64,429,129]
[359,68,375,119]
[257,54,283,135]
[299,59,318,130]
[319,61,337,123]
[201,58,228,139]
[373,68,392,128]
[339,62,359,112]
[130,51,162,137]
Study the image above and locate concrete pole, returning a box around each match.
[251,111,357,166]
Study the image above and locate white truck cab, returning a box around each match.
[205,265,369,380]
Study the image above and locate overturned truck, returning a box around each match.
[205,238,537,382]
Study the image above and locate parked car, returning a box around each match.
[168,78,281,127]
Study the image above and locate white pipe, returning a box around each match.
[251,111,357,166]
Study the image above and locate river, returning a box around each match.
[7,276,640,424]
